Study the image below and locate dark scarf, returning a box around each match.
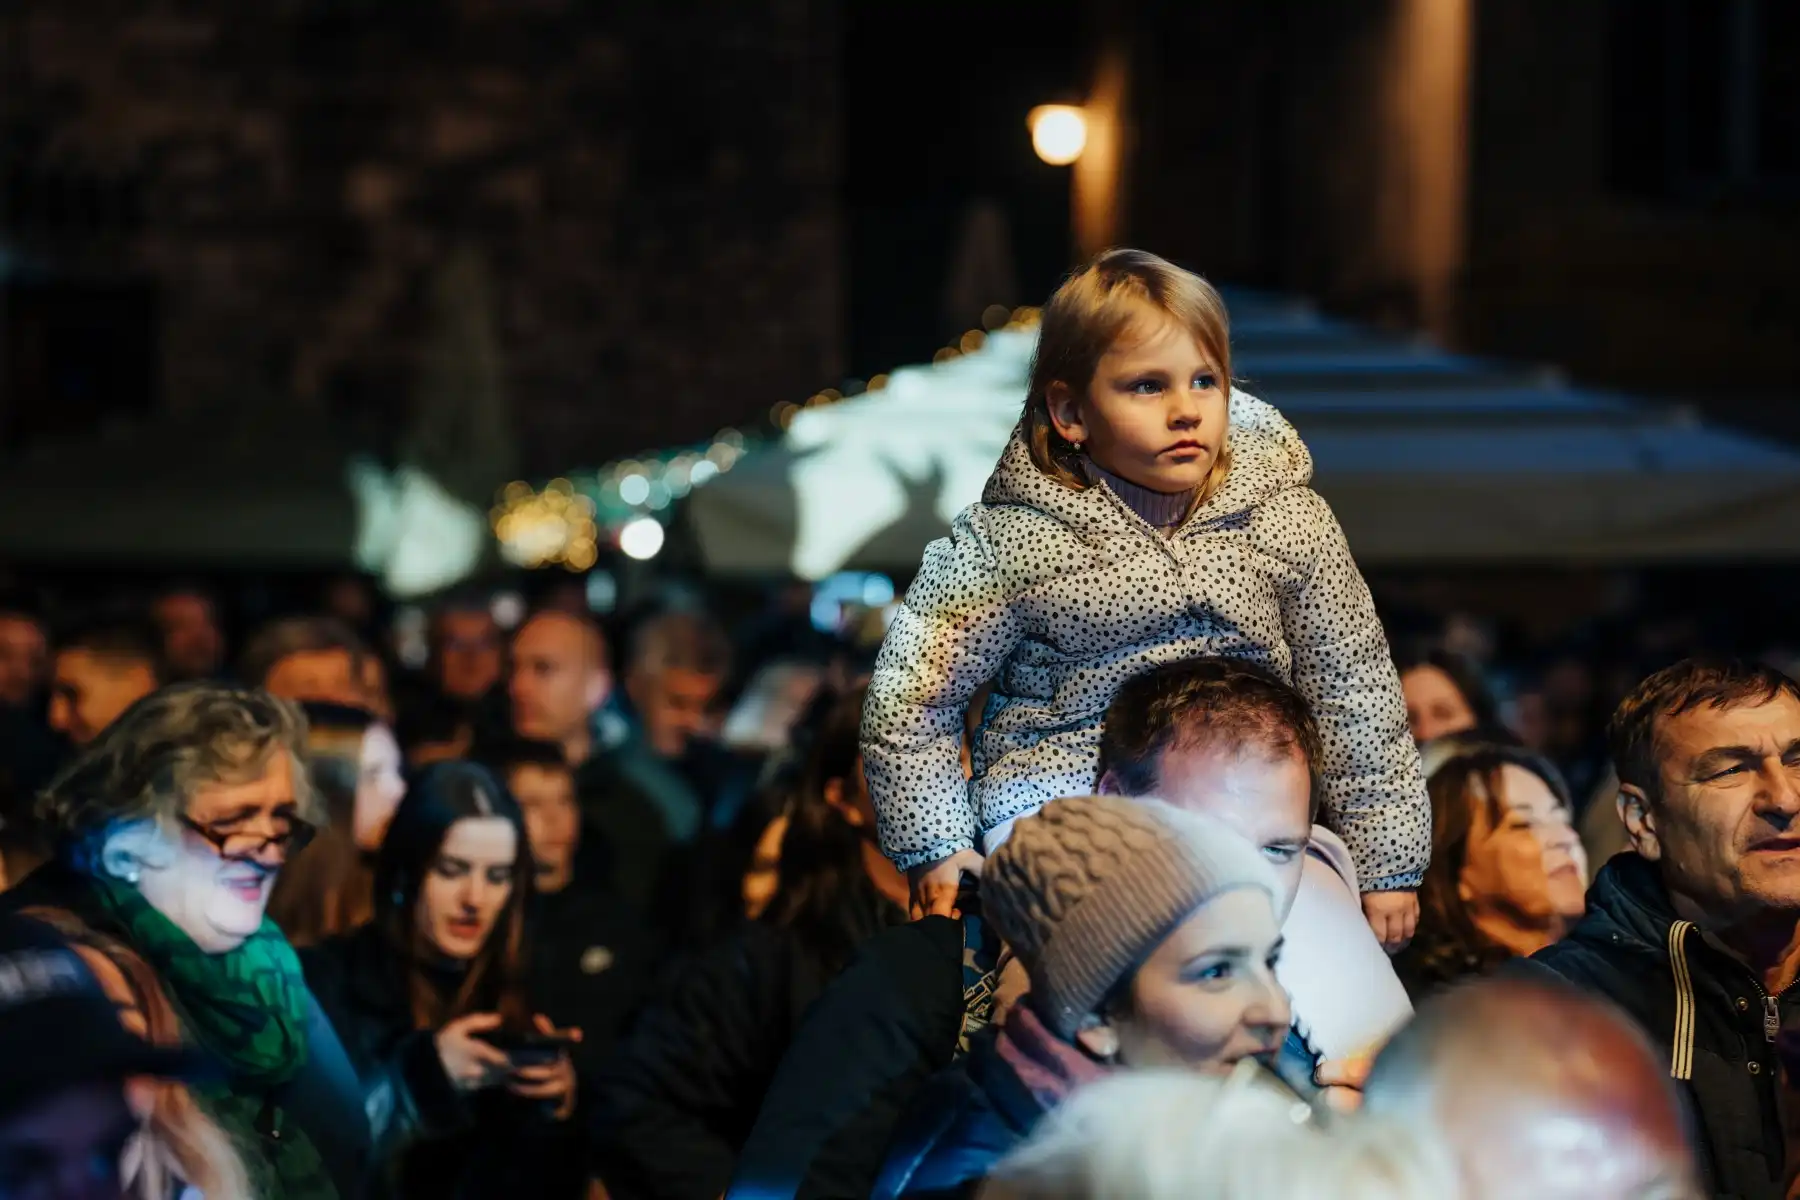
[86,874,337,1199]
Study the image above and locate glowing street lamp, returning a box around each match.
[1028,105,1088,166]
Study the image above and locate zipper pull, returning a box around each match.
[1765,994,1781,1043]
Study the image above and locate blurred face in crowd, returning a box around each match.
[353,724,406,851]
[418,817,517,960]
[1402,664,1479,744]
[434,609,504,703]
[103,752,304,954]
[1624,693,1800,922]
[48,650,158,747]
[1107,740,1312,920]
[151,593,223,681]
[509,763,580,894]
[263,648,364,710]
[0,615,48,708]
[628,665,724,759]
[1458,765,1587,925]
[1079,887,1289,1073]
[0,1082,137,1200]
[509,614,608,752]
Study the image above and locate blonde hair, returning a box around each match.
[985,1066,1456,1200]
[21,908,256,1200]
[1023,248,1234,495]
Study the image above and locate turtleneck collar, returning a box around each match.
[1082,457,1196,531]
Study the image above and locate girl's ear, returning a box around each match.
[1045,381,1087,447]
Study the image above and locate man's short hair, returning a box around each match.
[1608,658,1800,804]
[1097,657,1323,813]
[627,610,730,679]
[55,623,165,684]
[237,616,366,688]
[38,682,320,855]
[476,736,570,780]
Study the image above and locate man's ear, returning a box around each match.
[1045,381,1087,447]
[1618,784,1661,861]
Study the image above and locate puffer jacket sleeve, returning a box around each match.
[1272,487,1429,891]
[864,504,1024,871]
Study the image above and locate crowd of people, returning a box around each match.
[1,246,1797,1200]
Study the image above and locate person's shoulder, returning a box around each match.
[873,1055,1010,1199]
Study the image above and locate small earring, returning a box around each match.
[1071,440,1084,453]
[124,868,140,885]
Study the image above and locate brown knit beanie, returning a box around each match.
[984,794,1279,1040]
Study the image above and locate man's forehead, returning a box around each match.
[1151,740,1311,829]
[1659,694,1800,758]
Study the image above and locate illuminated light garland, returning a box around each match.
[490,305,1042,572]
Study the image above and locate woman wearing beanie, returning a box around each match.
[870,795,1290,1199]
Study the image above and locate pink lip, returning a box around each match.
[1751,837,1800,854]
[1163,440,1206,455]
[445,916,484,939]
[221,876,267,901]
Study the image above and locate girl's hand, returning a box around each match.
[1314,1055,1372,1113]
[435,1012,512,1093]
[1360,890,1419,954]
[509,1015,584,1120]
[908,849,984,919]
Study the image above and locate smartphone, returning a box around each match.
[476,1029,575,1069]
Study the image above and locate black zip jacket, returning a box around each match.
[1510,853,1798,1200]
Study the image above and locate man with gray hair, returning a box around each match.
[1363,977,1700,1200]
[3,682,369,1198]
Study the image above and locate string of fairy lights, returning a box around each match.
[489,304,1042,569]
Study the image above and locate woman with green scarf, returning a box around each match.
[5,683,371,1200]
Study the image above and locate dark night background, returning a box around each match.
[0,0,1794,527]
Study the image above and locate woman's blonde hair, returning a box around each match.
[984,1065,1456,1200]
[1023,248,1234,493]
[21,908,256,1200]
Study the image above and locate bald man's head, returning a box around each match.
[509,611,610,756]
[1364,977,1699,1200]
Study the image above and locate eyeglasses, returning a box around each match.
[177,813,317,862]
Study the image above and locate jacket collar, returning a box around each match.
[980,390,1311,544]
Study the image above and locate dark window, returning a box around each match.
[1604,0,1800,200]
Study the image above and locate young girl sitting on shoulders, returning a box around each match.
[861,248,1429,949]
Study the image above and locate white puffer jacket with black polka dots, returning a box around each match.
[862,390,1429,891]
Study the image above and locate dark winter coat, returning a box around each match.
[1,862,371,1200]
[301,925,586,1200]
[1510,853,1798,1200]
[527,875,655,1080]
[728,917,968,1199]
[868,1026,1043,1200]
[591,900,902,1200]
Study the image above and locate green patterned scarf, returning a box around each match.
[86,874,338,1200]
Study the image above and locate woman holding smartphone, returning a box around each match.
[302,761,584,1199]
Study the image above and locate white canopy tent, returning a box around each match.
[689,292,1800,578]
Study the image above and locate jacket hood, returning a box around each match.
[982,390,1312,540]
